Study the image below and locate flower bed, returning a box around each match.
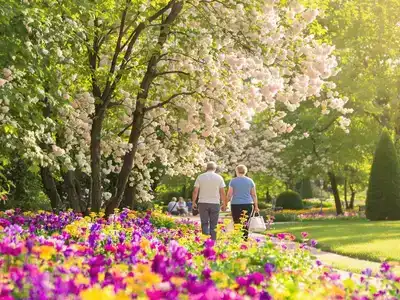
[267,208,364,222]
[0,209,398,299]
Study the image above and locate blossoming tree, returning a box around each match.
[0,0,346,214]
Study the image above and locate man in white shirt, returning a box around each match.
[192,162,227,240]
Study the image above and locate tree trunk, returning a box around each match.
[344,178,349,209]
[40,167,61,212]
[105,110,145,216]
[120,184,135,209]
[349,184,356,209]
[64,170,82,212]
[328,171,344,215]
[90,117,104,213]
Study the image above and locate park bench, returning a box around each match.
[274,206,283,212]
[358,205,366,212]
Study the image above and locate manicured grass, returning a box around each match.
[271,219,400,264]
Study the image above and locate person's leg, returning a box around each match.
[231,204,243,224]
[242,204,254,240]
[198,203,210,235]
[209,204,220,240]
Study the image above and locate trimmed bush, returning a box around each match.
[258,202,269,210]
[366,130,400,220]
[276,190,304,210]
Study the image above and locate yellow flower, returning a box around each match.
[140,238,150,250]
[111,264,129,275]
[36,245,56,260]
[170,276,185,287]
[80,286,114,300]
[134,263,151,274]
[75,273,90,286]
[138,272,162,286]
[115,291,130,300]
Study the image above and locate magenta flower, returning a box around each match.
[301,232,308,239]
[380,262,390,273]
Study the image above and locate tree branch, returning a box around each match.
[155,70,190,77]
[145,91,196,111]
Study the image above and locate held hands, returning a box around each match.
[221,203,227,212]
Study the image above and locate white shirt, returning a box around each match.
[177,201,187,209]
[194,171,226,204]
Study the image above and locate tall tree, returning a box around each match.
[366,130,400,220]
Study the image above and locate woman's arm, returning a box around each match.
[226,186,233,203]
[250,186,259,212]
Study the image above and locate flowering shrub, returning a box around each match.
[0,209,398,299]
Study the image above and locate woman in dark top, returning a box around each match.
[226,165,259,240]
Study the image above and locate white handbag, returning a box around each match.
[248,212,266,232]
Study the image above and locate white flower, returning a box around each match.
[103,192,112,201]
[0,79,7,87]
[2,68,12,80]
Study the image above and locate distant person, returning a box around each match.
[177,197,188,216]
[226,164,259,240]
[192,162,227,240]
[167,197,179,215]
[186,199,193,213]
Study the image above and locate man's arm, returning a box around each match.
[192,187,199,208]
[219,187,227,209]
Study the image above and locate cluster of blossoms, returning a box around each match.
[0,209,398,299]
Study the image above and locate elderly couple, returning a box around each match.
[192,162,259,241]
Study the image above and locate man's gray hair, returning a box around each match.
[206,161,217,171]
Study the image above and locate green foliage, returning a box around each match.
[303,199,333,208]
[257,202,270,210]
[149,211,176,229]
[297,178,313,199]
[366,130,400,220]
[276,190,304,210]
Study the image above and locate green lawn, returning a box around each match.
[271,219,400,264]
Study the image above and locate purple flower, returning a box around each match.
[310,239,318,247]
[362,268,372,277]
[152,254,167,276]
[316,260,322,266]
[259,291,272,300]
[264,263,275,276]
